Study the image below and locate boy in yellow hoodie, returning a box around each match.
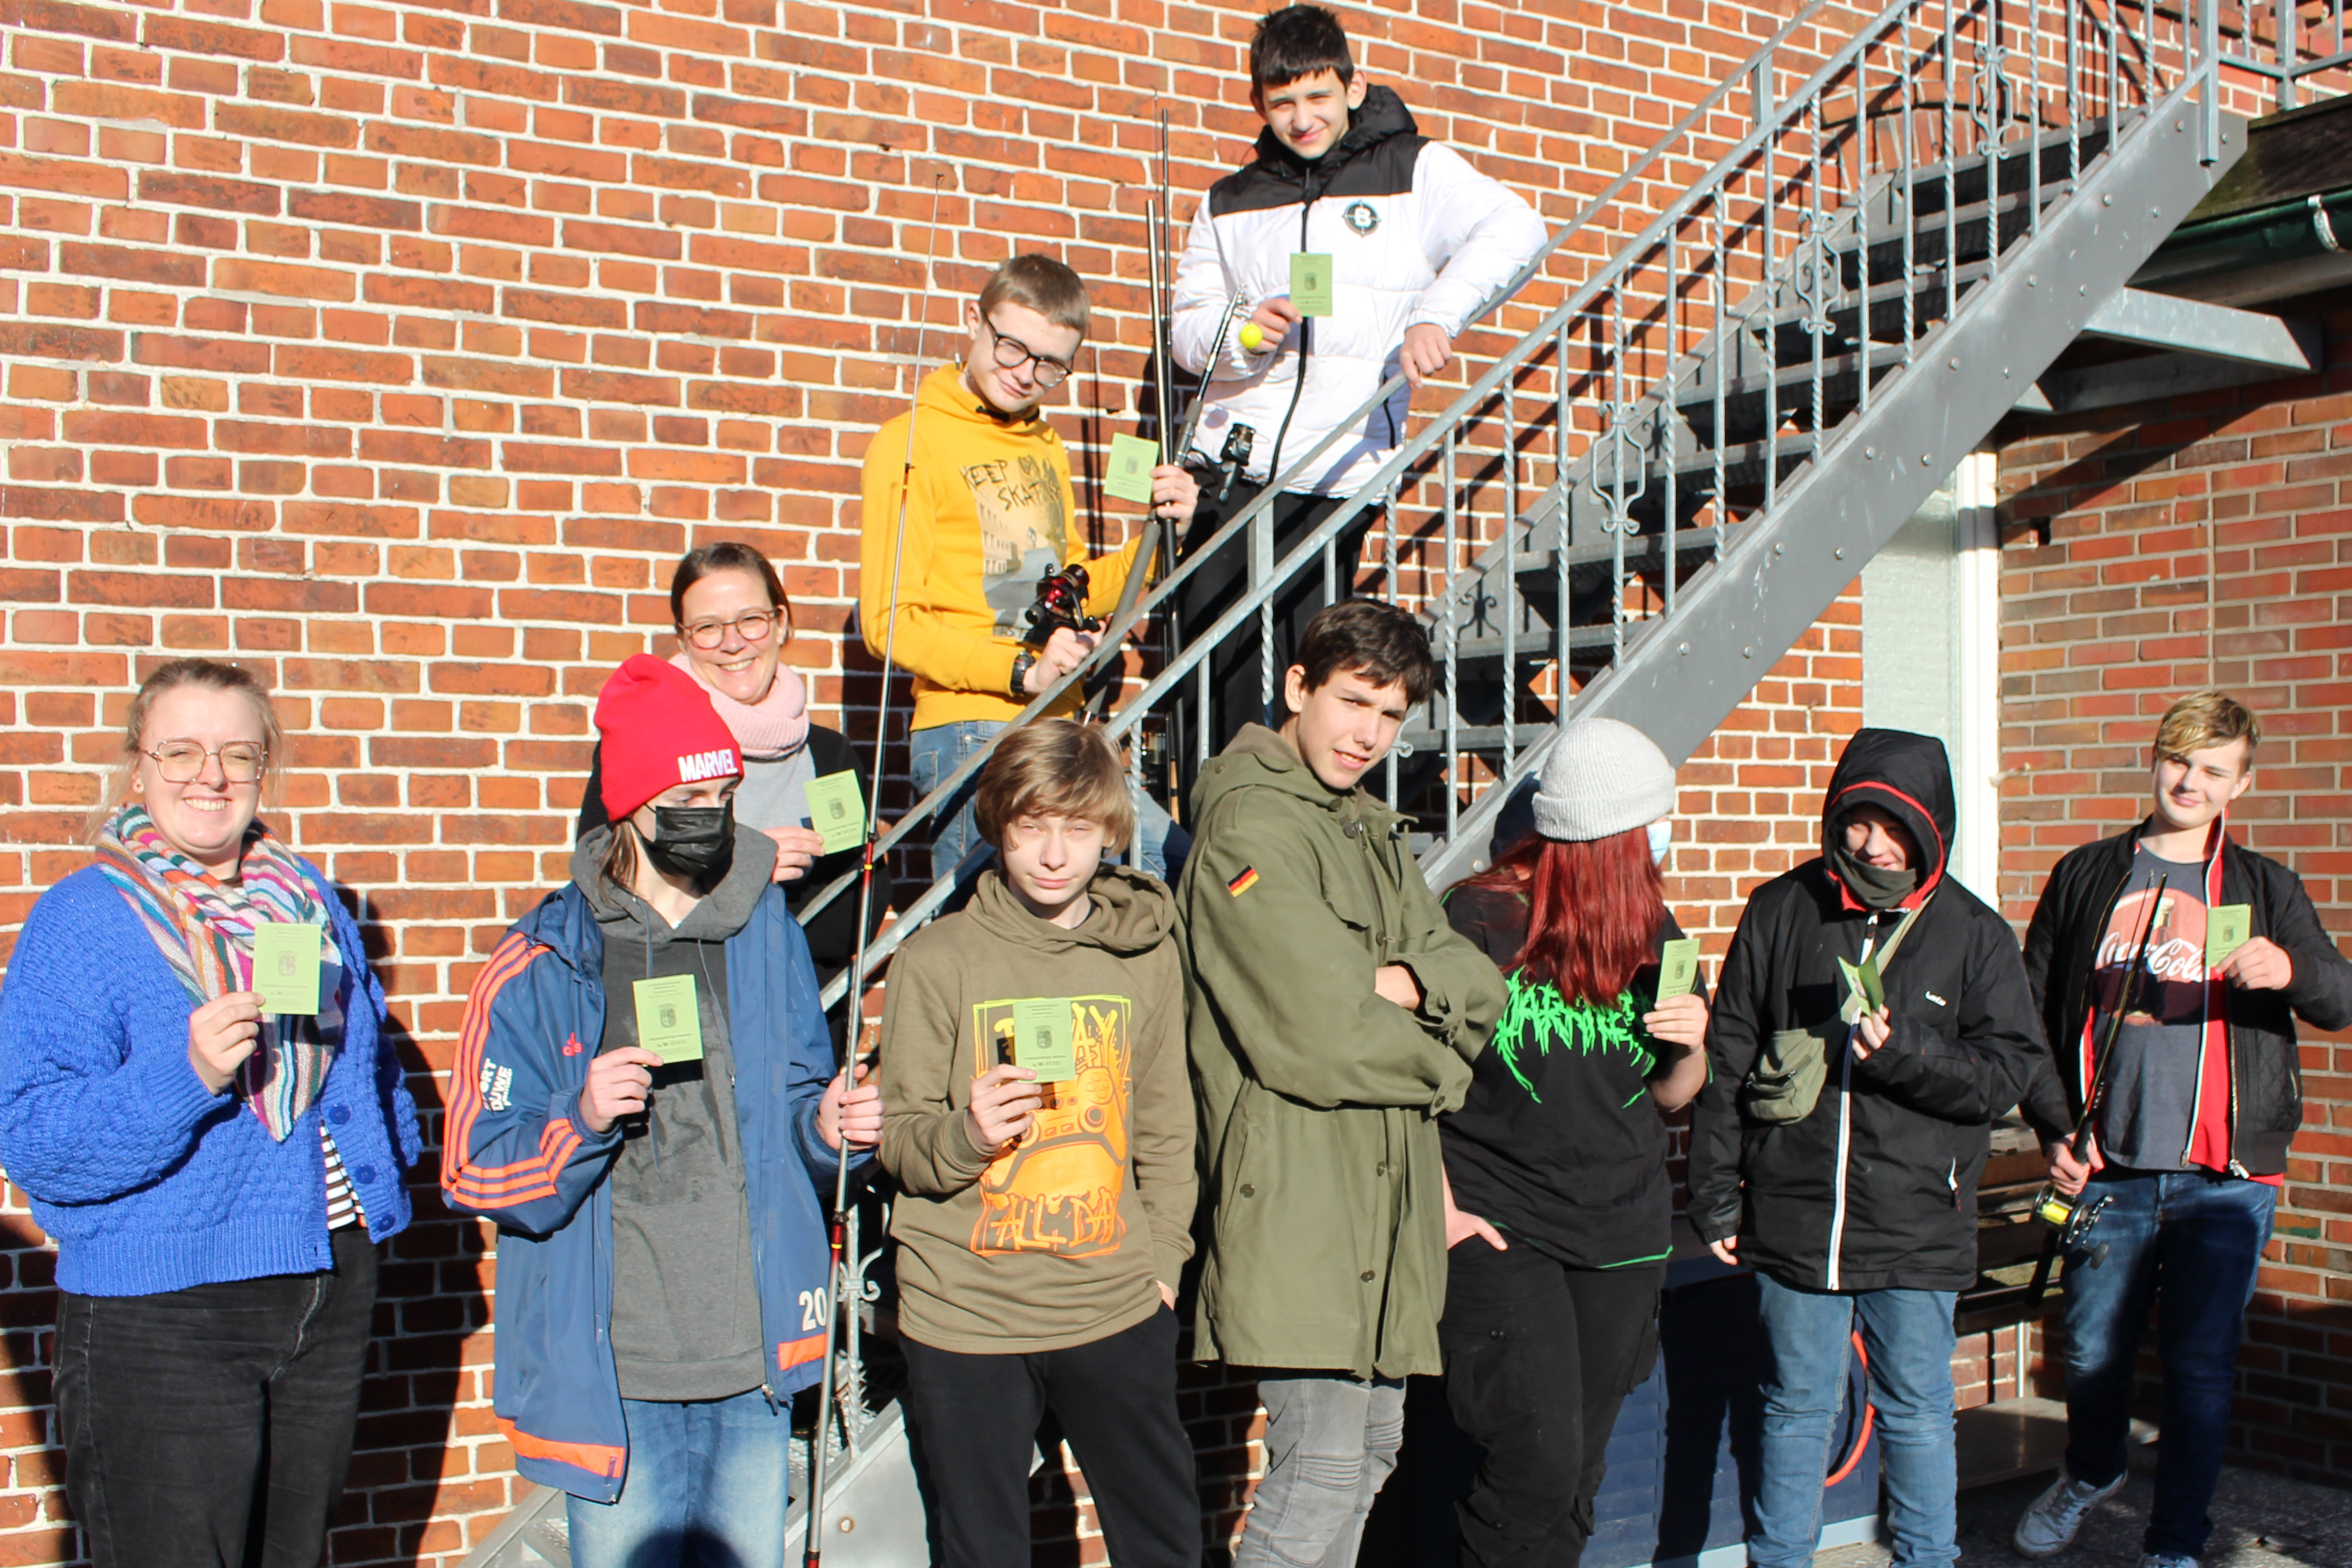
[859,254,1196,881]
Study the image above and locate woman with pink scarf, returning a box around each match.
[579,542,889,980]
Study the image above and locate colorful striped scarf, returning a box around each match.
[94,804,340,1142]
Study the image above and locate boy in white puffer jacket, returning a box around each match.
[1168,4,1545,773]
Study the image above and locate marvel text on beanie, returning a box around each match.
[593,654,745,822]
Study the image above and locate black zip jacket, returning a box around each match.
[1686,729,2048,1292]
[2018,817,2352,1175]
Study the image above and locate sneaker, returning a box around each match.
[2011,1468,2126,1558]
[2139,1557,2197,1568]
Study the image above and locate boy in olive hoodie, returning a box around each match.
[1178,599,1505,1568]
[859,253,1197,880]
[877,719,1198,1568]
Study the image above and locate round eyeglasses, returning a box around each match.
[143,741,268,784]
[982,317,1073,388]
[681,610,783,650]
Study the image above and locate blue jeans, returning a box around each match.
[565,1389,788,1568]
[1752,1273,1959,1568]
[2059,1167,2276,1559]
[909,719,1186,886]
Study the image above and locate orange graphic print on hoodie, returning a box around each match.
[968,995,1133,1257]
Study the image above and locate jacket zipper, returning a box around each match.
[1825,913,1884,1291]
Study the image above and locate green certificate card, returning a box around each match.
[1290,251,1334,317]
[251,921,322,1016]
[2206,904,2252,968]
[1836,953,1885,1021]
[1656,937,1702,1000]
[802,770,865,856]
[633,973,705,1064]
[1011,996,1077,1082]
[1105,433,1159,505]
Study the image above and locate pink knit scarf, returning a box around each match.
[668,651,811,761]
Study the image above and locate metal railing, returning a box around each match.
[802,0,2229,1011]
[2215,0,2352,106]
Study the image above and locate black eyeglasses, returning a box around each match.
[143,741,268,783]
[982,316,1073,388]
[680,610,783,650]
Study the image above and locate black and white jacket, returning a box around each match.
[1685,729,2048,1293]
[1170,88,1546,496]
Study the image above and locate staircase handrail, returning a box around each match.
[796,0,1883,953]
[810,0,2206,1003]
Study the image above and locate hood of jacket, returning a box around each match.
[1189,721,1402,836]
[964,862,1174,957]
[1246,84,1419,194]
[1819,727,1955,912]
[568,821,778,949]
[915,360,1056,442]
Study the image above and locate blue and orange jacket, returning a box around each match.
[441,876,851,1501]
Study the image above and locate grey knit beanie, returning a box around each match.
[1530,717,1676,842]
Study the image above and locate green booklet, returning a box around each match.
[802,770,865,856]
[1290,252,1334,316]
[632,973,704,1064]
[2206,903,2251,968]
[1011,995,1076,1082]
[1655,937,1702,1000]
[1837,952,1885,1020]
[1105,433,1159,505]
[252,921,322,1016]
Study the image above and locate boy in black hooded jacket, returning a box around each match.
[1688,729,2045,1568]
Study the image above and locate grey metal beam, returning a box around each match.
[2079,287,2318,369]
[2028,347,2313,416]
[1418,95,2248,891]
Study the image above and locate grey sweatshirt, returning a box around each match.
[571,823,780,1402]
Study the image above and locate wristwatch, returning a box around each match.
[1009,649,1037,700]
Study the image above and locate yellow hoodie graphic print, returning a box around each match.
[965,452,1071,637]
[968,994,1133,1257]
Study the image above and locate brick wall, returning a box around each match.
[1996,309,2352,1484]
[0,0,1885,1558]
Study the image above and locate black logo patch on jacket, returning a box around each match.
[1343,200,1380,235]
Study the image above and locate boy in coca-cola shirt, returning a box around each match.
[2012,690,2352,1568]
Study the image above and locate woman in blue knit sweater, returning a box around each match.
[0,658,420,1568]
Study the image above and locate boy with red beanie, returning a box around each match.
[443,655,883,1568]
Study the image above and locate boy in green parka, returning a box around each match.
[1178,598,1505,1568]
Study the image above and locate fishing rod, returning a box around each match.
[804,169,947,1568]
[2026,870,2170,1302]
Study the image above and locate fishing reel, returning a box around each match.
[2033,1181,2116,1268]
[1213,424,1256,507]
[1023,562,1100,646]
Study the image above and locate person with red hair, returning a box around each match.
[1437,717,1710,1567]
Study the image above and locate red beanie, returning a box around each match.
[594,655,743,821]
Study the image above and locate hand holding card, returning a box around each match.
[1105,433,1161,505]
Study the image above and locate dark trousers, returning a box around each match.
[1175,475,1363,798]
[55,1226,380,1568]
[1438,1241,1664,1568]
[900,1307,1199,1568]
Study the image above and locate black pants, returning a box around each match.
[900,1307,1198,1568]
[1174,475,1363,796]
[55,1226,380,1568]
[1439,1242,1663,1568]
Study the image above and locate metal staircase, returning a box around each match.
[462,0,2351,1559]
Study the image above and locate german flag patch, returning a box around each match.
[1226,866,1260,898]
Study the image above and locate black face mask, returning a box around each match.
[644,802,735,882]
